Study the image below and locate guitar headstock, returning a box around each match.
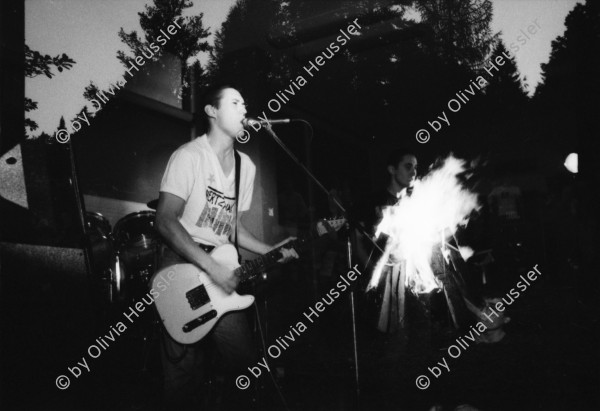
[316,217,346,237]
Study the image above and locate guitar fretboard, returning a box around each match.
[232,218,344,284]
[233,238,308,283]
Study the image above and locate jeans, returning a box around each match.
[158,245,257,411]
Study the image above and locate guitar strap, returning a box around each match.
[234,150,241,263]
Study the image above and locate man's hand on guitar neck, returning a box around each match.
[208,237,298,293]
[271,237,300,263]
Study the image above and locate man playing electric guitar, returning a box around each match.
[155,84,298,410]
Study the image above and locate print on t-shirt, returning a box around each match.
[197,186,236,237]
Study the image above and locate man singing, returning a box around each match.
[155,84,298,410]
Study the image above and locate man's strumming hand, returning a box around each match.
[209,262,239,294]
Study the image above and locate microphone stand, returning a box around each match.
[261,122,383,409]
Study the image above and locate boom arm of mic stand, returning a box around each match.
[261,121,365,406]
[261,123,384,256]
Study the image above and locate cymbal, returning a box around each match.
[147,199,159,210]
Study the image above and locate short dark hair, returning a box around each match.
[200,84,237,112]
[386,148,416,168]
[198,83,239,132]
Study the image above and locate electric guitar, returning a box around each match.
[151,218,345,344]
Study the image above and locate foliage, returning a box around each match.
[414,0,496,69]
[532,0,599,154]
[24,45,75,78]
[483,41,528,107]
[117,0,211,69]
[24,45,76,137]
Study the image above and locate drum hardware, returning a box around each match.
[85,210,160,304]
[85,212,116,304]
[113,210,160,302]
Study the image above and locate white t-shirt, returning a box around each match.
[160,135,256,246]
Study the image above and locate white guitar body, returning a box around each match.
[151,217,345,345]
[151,244,254,345]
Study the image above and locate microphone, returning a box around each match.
[242,118,293,127]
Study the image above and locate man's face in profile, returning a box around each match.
[390,155,418,188]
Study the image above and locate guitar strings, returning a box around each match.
[196,241,298,292]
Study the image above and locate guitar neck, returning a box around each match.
[233,231,316,284]
[232,218,345,283]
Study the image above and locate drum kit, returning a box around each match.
[85,200,161,305]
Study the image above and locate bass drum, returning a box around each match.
[113,211,160,300]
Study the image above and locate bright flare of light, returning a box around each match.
[115,255,121,294]
[458,246,474,261]
[368,156,480,294]
[564,153,578,174]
